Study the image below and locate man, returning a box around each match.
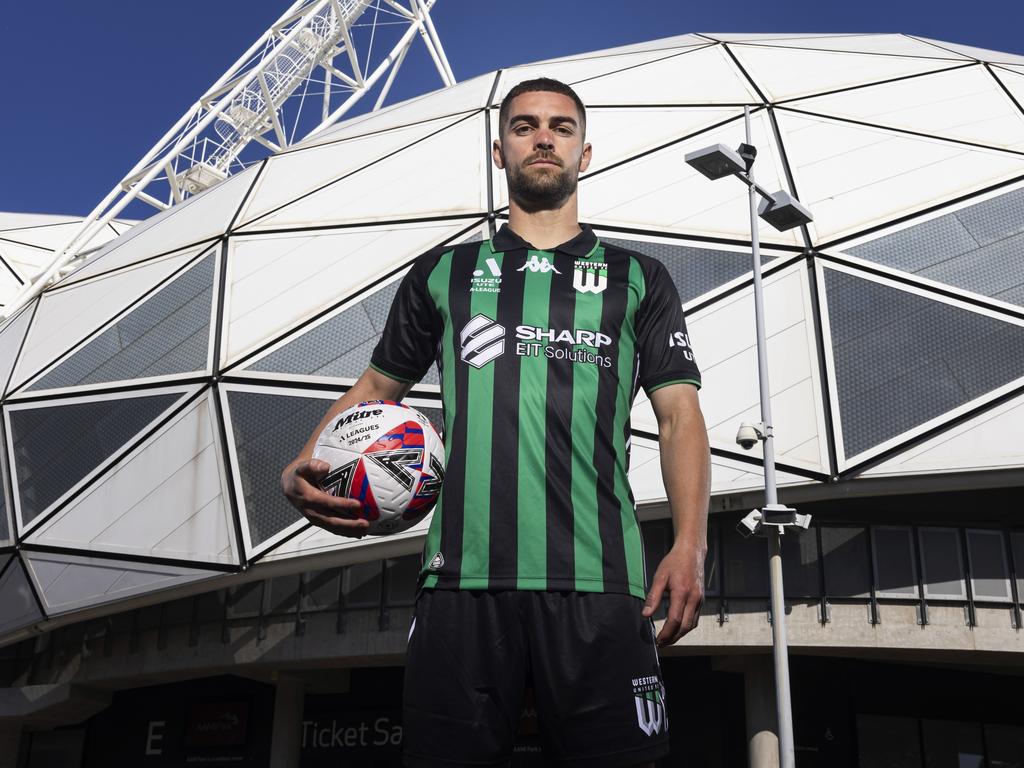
[282,78,710,767]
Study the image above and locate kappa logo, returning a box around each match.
[517,254,561,274]
[428,552,444,570]
[460,314,505,368]
[573,260,608,294]
[632,676,668,737]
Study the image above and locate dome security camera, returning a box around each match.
[735,421,767,450]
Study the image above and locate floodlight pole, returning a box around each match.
[742,105,796,768]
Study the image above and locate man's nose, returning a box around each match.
[534,128,555,150]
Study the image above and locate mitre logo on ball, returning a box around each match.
[313,400,445,535]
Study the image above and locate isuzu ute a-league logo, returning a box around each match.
[573,260,608,294]
[460,314,505,368]
[632,676,668,736]
[471,257,502,293]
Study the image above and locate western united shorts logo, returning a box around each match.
[460,314,505,368]
[632,676,668,736]
[573,260,608,294]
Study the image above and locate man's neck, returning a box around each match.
[506,197,581,251]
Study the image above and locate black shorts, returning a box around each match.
[402,590,669,767]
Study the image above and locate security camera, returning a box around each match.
[735,422,766,450]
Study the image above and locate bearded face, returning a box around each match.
[502,149,580,212]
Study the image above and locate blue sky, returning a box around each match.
[2,0,1023,217]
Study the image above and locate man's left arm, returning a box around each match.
[641,382,711,646]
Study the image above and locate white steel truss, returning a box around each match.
[2,0,453,321]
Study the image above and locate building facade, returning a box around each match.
[2,31,1024,767]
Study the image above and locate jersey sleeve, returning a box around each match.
[634,257,701,396]
[369,248,445,383]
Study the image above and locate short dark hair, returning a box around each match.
[498,77,587,136]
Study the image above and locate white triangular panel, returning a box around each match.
[224,219,474,365]
[632,261,829,474]
[0,221,116,253]
[0,302,35,395]
[729,44,961,101]
[0,269,23,307]
[705,33,873,43]
[24,552,219,615]
[257,514,431,563]
[237,115,468,226]
[494,107,741,208]
[912,38,1024,67]
[629,436,813,503]
[790,66,1024,151]
[571,45,758,105]
[861,392,1024,478]
[63,163,257,284]
[0,213,79,230]
[999,64,1024,77]
[300,72,494,146]
[992,68,1024,114]
[579,111,802,246]
[493,48,700,104]
[12,249,201,390]
[532,36,709,63]
[776,111,1024,244]
[108,220,136,235]
[26,393,237,565]
[238,116,487,232]
[0,239,53,279]
[0,559,42,635]
[736,34,971,60]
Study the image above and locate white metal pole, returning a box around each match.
[744,105,796,768]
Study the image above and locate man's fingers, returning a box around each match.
[294,458,331,482]
[656,582,687,647]
[303,507,370,538]
[642,574,667,618]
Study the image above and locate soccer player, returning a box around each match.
[282,78,711,767]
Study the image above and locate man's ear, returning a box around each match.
[578,142,592,173]
[492,138,505,170]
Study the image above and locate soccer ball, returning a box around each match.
[312,400,445,535]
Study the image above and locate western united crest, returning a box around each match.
[632,676,668,736]
[573,260,608,294]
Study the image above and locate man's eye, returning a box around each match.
[513,125,532,134]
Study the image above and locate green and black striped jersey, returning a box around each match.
[370,224,701,598]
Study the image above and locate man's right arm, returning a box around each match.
[280,366,413,538]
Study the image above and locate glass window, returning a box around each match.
[267,575,300,615]
[226,582,263,618]
[723,531,769,598]
[705,522,720,597]
[965,530,1012,602]
[344,561,383,608]
[1010,532,1024,603]
[302,569,341,611]
[857,714,922,768]
[821,526,871,598]
[921,719,984,768]
[918,528,966,599]
[641,520,671,619]
[872,526,919,598]
[985,723,1024,768]
[782,529,820,598]
[385,556,420,606]
[641,519,671,591]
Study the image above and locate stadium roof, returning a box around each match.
[1,32,1023,643]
